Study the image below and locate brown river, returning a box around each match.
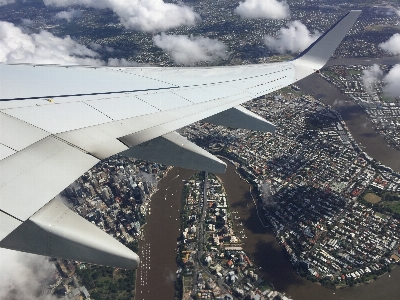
[297,73,400,172]
[219,162,400,300]
[135,57,400,299]
[135,163,400,300]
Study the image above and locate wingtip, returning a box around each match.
[291,10,361,80]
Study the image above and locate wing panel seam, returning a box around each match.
[0,209,23,223]
[0,86,180,102]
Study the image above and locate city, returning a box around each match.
[180,89,400,291]
[321,65,400,150]
[176,172,291,299]
[41,86,400,299]
[0,1,399,66]
[0,1,400,300]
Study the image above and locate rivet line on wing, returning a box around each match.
[170,92,196,104]
[0,143,17,152]
[83,102,114,121]
[50,135,94,156]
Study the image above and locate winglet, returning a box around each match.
[292,10,361,80]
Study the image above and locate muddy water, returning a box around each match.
[135,167,195,300]
[136,162,400,300]
[135,56,400,299]
[297,74,400,172]
[219,161,400,300]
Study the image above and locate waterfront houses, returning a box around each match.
[321,65,400,151]
[177,173,291,300]
[181,91,400,289]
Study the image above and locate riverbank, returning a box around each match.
[135,167,195,300]
[218,160,400,300]
[297,73,400,172]
[326,57,400,67]
[135,161,400,300]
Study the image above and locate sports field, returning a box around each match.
[364,193,382,204]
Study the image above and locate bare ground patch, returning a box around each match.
[364,193,382,204]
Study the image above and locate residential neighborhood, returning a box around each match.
[181,90,400,290]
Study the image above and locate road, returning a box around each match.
[192,172,208,295]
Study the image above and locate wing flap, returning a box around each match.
[0,198,139,269]
[0,136,98,220]
[56,90,254,159]
[86,95,159,120]
[3,101,113,134]
[203,105,276,133]
[119,92,253,147]
[0,144,16,160]
[0,112,50,151]
[121,131,226,173]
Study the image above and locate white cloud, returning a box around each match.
[21,19,34,26]
[0,0,15,6]
[0,248,58,300]
[264,20,320,54]
[380,33,400,55]
[0,21,102,64]
[361,64,383,95]
[44,0,108,9]
[89,41,103,51]
[55,8,82,22]
[88,42,112,52]
[153,33,228,65]
[44,0,200,32]
[235,0,290,20]
[383,64,400,98]
[396,9,400,18]
[360,64,400,98]
[0,21,138,66]
[107,57,139,66]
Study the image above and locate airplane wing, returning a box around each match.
[0,11,360,269]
